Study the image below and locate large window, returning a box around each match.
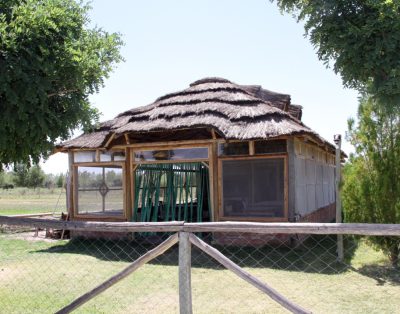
[75,166,124,216]
[221,158,285,218]
[74,150,125,163]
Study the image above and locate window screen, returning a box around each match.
[254,140,287,154]
[99,151,126,162]
[222,158,285,218]
[218,142,249,156]
[74,151,96,163]
[76,166,124,216]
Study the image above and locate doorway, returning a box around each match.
[133,162,210,223]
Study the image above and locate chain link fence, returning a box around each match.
[0,218,399,313]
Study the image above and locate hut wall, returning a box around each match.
[293,138,335,220]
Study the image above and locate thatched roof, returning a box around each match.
[59,77,333,151]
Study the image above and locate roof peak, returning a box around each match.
[190,77,232,86]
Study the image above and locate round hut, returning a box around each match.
[57,77,339,233]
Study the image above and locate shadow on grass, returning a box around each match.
[33,233,361,276]
[349,264,400,286]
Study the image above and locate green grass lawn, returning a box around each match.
[0,187,66,215]
[0,233,399,314]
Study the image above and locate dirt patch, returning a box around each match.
[7,230,63,243]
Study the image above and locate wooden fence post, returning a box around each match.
[334,134,344,261]
[179,232,192,314]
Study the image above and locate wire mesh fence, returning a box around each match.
[0,219,399,314]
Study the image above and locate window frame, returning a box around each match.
[133,145,210,164]
[130,144,213,221]
[73,162,126,219]
[73,149,126,163]
[217,154,288,222]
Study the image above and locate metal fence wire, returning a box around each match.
[0,218,399,314]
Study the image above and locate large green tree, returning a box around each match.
[0,0,123,167]
[273,0,400,265]
[343,97,400,267]
[273,0,400,104]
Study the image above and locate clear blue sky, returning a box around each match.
[42,0,359,173]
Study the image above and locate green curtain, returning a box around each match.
[133,163,209,223]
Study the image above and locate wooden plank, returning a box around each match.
[104,133,116,148]
[130,158,209,165]
[112,139,215,150]
[72,162,125,167]
[218,153,287,161]
[182,222,400,236]
[56,233,179,314]
[0,216,184,233]
[1,216,400,236]
[188,233,311,314]
[179,232,192,314]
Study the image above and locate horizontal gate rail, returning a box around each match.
[1,215,400,235]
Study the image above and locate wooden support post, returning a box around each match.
[126,148,133,222]
[210,128,216,140]
[210,142,218,221]
[334,134,344,261]
[124,133,131,145]
[179,232,192,314]
[67,151,74,219]
[249,141,255,156]
[95,149,101,162]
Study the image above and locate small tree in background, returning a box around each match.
[26,165,46,189]
[13,163,29,187]
[343,96,400,267]
[44,173,56,189]
[56,174,65,188]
